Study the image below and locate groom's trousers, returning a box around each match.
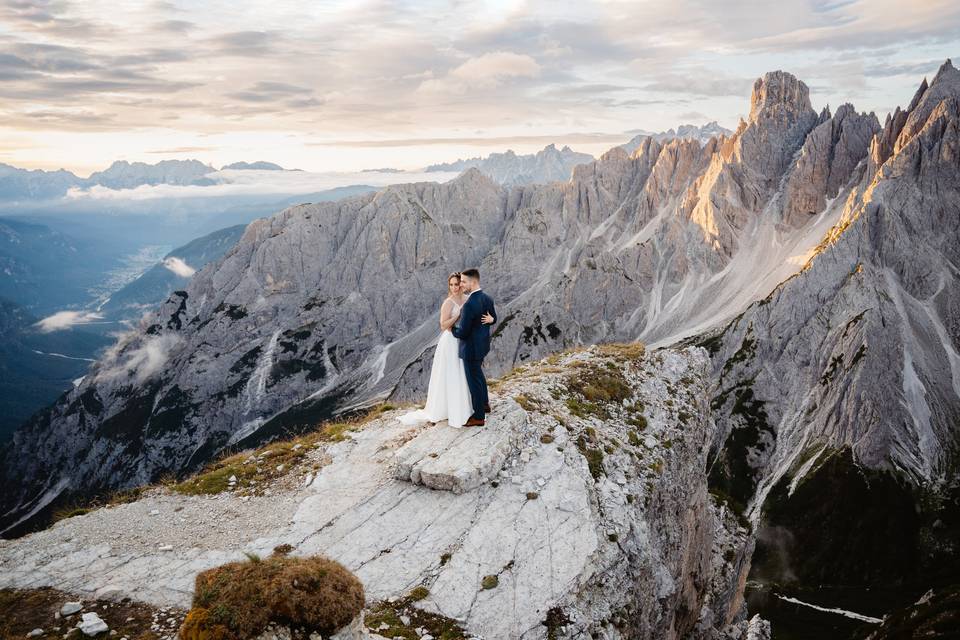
[463,358,488,420]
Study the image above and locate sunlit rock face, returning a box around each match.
[702,60,960,594]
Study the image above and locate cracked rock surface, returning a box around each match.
[1,346,757,639]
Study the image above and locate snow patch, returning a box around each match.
[775,594,882,624]
[31,349,96,362]
[242,330,282,415]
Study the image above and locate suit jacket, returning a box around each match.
[452,289,497,361]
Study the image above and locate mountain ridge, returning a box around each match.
[425,143,595,186]
[621,121,733,153]
[2,62,957,586]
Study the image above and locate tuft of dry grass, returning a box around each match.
[514,393,544,413]
[564,361,632,420]
[182,554,364,640]
[596,342,646,361]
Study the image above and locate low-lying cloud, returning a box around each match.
[163,257,196,277]
[64,169,460,201]
[35,310,106,333]
[96,332,182,383]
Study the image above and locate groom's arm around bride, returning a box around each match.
[451,269,496,424]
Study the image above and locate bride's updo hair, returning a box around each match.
[447,271,461,294]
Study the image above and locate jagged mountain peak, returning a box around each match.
[221,161,285,171]
[448,165,500,188]
[424,144,594,186]
[748,70,812,123]
[833,102,857,120]
[932,57,957,85]
[97,158,213,172]
[870,59,960,169]
[621,122,734,154]
[86,159,217,189]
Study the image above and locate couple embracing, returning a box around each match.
[401,268,497,428]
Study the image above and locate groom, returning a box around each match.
[452,268,496,426]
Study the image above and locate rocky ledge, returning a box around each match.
[0,345,765,639]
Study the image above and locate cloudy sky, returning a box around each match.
[2,0,958,175]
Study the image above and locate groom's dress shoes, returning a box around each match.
[464,417,485,427]
[484,403,491,413]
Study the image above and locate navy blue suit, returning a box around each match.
[451,289,496,420]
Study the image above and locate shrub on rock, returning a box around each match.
[180,555,364,640]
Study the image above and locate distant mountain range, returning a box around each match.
[0,165,81,202]
[221,161,286,171]
[86,160,217,190]
[0,159,288,202]
[0,160,219,200]
[621,121,733,153]
[0,127,735,202]
[425,143,594,186]
[424,125,733,186]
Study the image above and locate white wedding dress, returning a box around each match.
[399,301,473,428]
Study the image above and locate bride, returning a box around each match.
[399,272,494,427]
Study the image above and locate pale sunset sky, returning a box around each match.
[2,0,959,175]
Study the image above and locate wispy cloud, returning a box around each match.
[417,51,542,95]
[162,256,196,277]
[0,0,957,173]
[95,333,182,383]
[63,168,460,200]
[35,310,105,332]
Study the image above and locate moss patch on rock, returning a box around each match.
[576,434,605,480]
[364,587,466,640]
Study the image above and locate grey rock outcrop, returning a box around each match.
[0,346,760,639]
[706,59,960,494]
[699,61,960,594]
[781,103,880,227]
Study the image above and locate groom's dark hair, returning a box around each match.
[461,268,480,281]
